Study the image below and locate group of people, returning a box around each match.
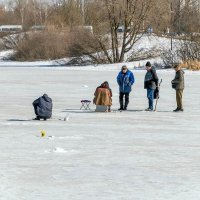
[32,61,185,120]
[93,61,185,113]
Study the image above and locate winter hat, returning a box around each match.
[102,81,109,88]
[43,93,48,98]
[145,61,151,67]
[121,65,128,70]
[101,81,109,88]
[173,64,179,68]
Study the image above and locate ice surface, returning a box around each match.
[0,66,200,200]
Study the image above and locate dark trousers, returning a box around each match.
[33,105,48,119]
[33,105,39,116]
[119,92,129,109]
[176,89,183,109]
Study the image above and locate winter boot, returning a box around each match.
[145,108,153,111]
[124,101,129,110]
[173,108,184,112]
[34,116,40,120]
[119,100,123,110]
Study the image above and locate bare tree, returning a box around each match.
[4,0,48,29]
[47,0,83,28]
[169,0,200,33]
[178,36,200,61]
[12,0,28,28]
[146,0,171,34]
[79,0,153,63]
[31,0,48,25]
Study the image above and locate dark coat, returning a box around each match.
[33,94,52,118]
[171,70,185,90]
[144,67,159,89]
[117,70,135,93]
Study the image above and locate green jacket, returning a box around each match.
[171,70,185,90]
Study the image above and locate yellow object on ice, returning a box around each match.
[41,130,46,137]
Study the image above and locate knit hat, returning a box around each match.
[145,61,151,67]
[121,65,128,70]
[101,81,109,88]
[173,64,179,68]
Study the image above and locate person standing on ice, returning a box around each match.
[117,65,135,111]
[171,64,185,112]
[144,61,159,111]
[32,94,52,120]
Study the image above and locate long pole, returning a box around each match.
[154,79,162,112]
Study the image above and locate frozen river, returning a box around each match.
[0,66,200,200]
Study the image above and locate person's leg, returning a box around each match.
[124,93,130,110]
[147,89,154,110]
[176,89,183,110]
[33,105,38,115]
[119,92,124,110]
[33,105,41,120]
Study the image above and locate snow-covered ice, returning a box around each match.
[0,66,200,200]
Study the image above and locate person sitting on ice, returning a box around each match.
[32,94,53,120]
[93,81,112,112]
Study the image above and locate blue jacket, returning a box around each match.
[117,70,135,93]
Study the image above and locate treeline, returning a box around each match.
[0,0,199,63]
[0,0,199,34]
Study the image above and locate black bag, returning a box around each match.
[154,88,159,99]
[171,82,176,89]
